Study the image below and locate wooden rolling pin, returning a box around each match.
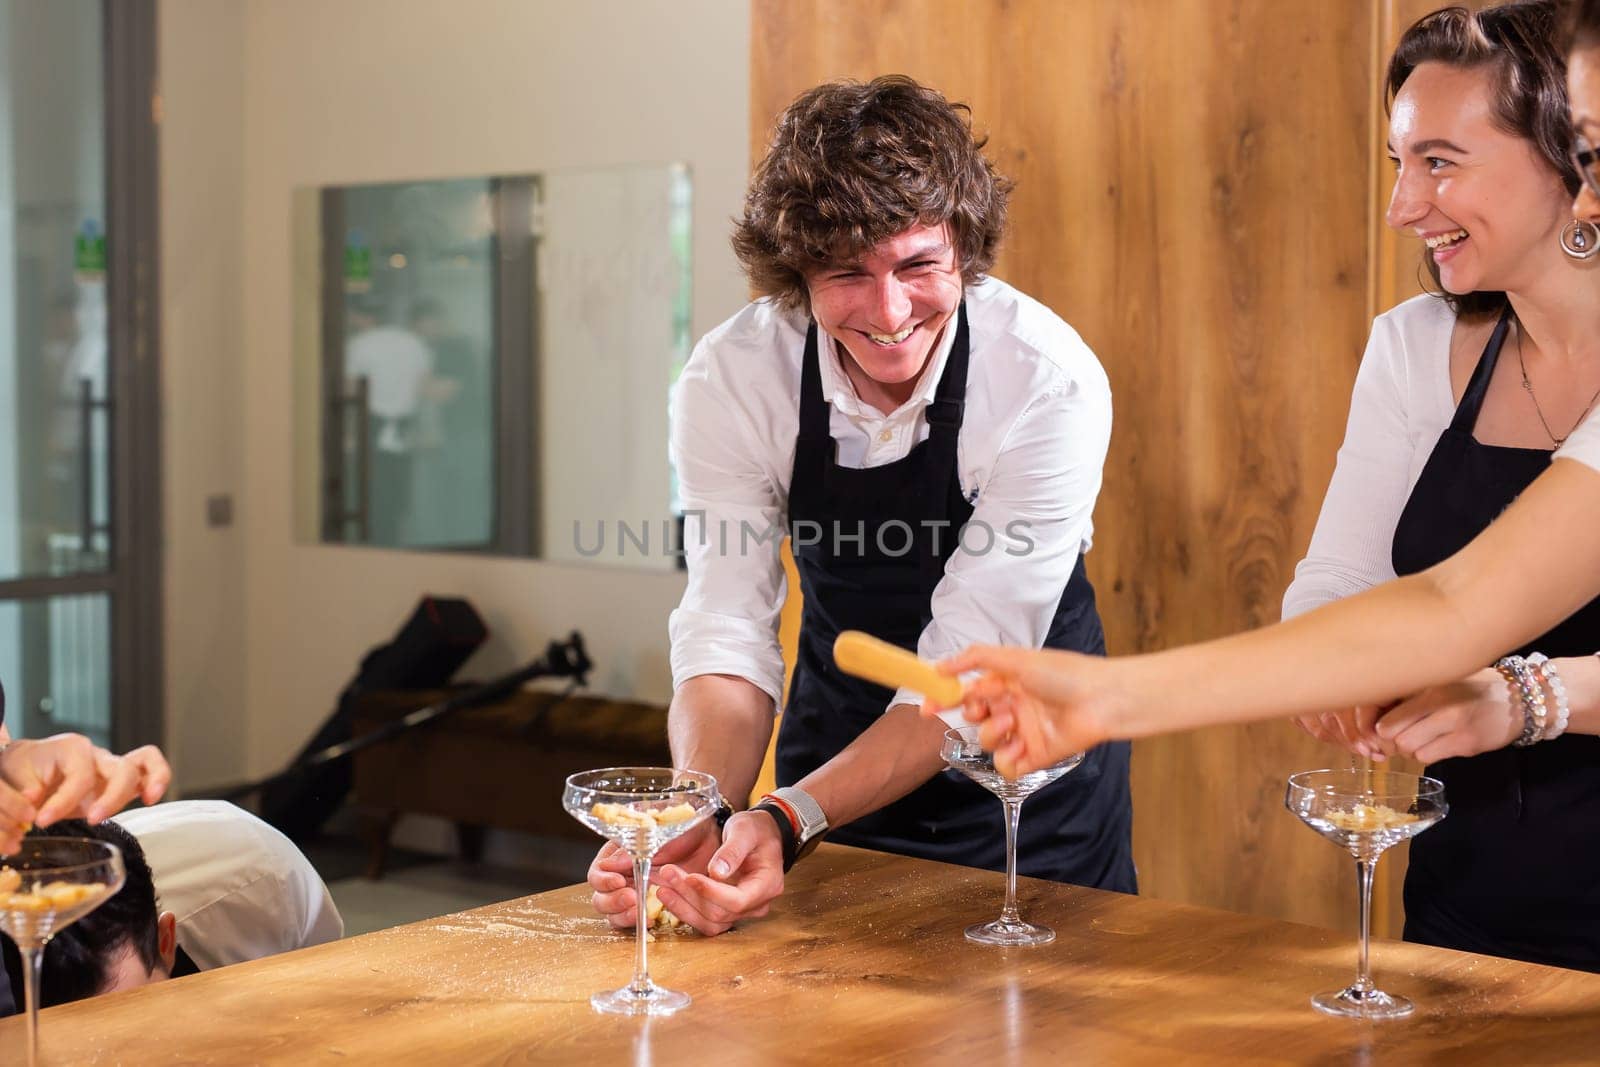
[833,630,965,707]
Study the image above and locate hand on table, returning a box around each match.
[920,645,1112,777]
[0,734,171,854]
[587,812,785,936]
[1291,705,1394,761]
[1373,667,1522,762]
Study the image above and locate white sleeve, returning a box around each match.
[667,340,789,709]
[910,367,1112,723]
[1282,314,1417,619]
[1555,405,1600,471]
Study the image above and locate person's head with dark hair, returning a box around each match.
[732,76,1011,315]
[1385,1,1582,319]
[730,76,1011,409]
[0,820,177,1008]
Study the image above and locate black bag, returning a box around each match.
[258,596,486,841]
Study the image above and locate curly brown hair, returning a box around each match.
[731,75,1013,313]
[1387,1,1579,319]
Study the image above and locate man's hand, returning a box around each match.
[1374,668,1522,762]
[588,818,722,929]
[0,734,171,854]
[652,811,784,935]
[587,811,786,936]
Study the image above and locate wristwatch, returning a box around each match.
[760,786,829,869]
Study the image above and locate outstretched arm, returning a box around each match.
[930,459,1600,775]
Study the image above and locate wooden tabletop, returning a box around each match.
[6,844,1599,1065]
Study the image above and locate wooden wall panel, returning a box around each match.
[756,0,1469,936]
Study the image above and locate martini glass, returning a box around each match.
[0,837,126,1067]
[564,767,720,1016]
[942,726,1084,946]
[1285,769,1446,1019]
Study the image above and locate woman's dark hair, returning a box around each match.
[731,75,1013,313]
[1387,1,1578,318]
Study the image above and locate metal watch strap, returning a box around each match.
[768,786,828,862]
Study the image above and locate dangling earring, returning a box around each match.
[1560,219,1600,260]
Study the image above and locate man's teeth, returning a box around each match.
[868,326,915,345]
[1424,229,1468,249]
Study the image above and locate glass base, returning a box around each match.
[964,918,1055,946]
[590,982,690,1017]
[1311,986,1414,1019]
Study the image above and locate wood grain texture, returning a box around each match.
[12,846,1598,1064]
[754,0,1385,933]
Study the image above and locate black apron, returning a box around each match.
[1392,308,1600,972]
[776,305,1136,891]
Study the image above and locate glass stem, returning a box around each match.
[1000,798,1023,923]
[631,854,653,995]
[24,944,41,1067]
[1354,858,1376,994]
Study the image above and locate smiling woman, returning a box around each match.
[1277,0,1600,973]
[929,0,1600,978]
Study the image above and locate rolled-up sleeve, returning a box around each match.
[667,344,789,709]
[909,362,1113,720]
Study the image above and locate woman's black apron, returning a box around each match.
[776,305,1136,891]
[1391,308,1600,971]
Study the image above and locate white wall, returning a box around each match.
[160,0,750,785]
[160,1,250,785]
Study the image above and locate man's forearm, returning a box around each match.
[795,703,948,827]
[667,674,775,808]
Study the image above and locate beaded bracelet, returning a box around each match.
[1526,653,1571,740]
[1495,655,1546,747]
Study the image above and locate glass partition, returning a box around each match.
[293,165,692,570]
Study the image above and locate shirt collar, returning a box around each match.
[814,312,960,419]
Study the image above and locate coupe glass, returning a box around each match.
[0,837,126,1067]
[942,726,1084,946]
[563,767,720,1016]
[1285,769,1446,1019]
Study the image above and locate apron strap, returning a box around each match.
[1449,306,1515,434]
[798,321,832,443]
[919,303,971,589]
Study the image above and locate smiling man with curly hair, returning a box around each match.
[587,76,1135,936]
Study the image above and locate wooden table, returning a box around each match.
[6,845,1599,1065]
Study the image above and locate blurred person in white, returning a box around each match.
[344,298,436,543]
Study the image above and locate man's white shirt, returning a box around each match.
[112,801,343,971]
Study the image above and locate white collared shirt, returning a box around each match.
[668,276,1113,714]
[112,801,343,971]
